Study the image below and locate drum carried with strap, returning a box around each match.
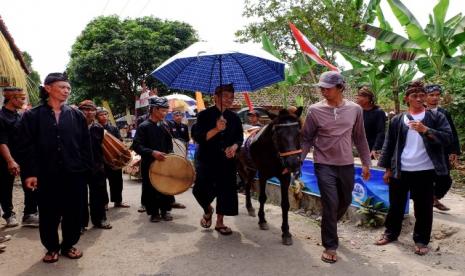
[102,130,132,170]
[149,154,195,195]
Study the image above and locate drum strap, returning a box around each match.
[160,121,187,156]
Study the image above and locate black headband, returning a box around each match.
[44,72,69,85]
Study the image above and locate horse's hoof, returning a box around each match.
[259,222,269,230]
[282,235,293,246]
[247,208,256,217]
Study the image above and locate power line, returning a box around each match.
[119,0,132,17]
[100,0,111,14]
[138,0,151,16]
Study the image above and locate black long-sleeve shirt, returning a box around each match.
[103,123,122,141]
[0,106,21,166]
[437,107,461,155]
[16,104,92,178]
[168,121,189,143]
[363,106,386,151]
[132,119,173,169]
[89,123,105,173]
[192,106,243,167]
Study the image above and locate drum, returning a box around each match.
[149,154,195,195]
[102,130,132,170]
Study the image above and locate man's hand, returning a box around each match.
[449,154,458,168]
[408,120,428,134]
[383,169,392,184]
[215,117,227,132]
[225,144,238,159]
[370,150,380,160]
[152,151,166,161]
[25,177,38,190]
[7,160,20,176]
[362,165,370,181]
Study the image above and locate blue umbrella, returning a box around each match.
[151,42,285,94]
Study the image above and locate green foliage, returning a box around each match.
[359,0,465,78]
[67,16,197,114]
[237,0,372,65]
[21,51,41,106]
[356,196,387,228]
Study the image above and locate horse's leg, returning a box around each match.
[258,177,269,230]
[245,172,256,217]
[279,174,293,245]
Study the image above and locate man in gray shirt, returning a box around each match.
[301,71,371,263]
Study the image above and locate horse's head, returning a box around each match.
[269,107,303,174]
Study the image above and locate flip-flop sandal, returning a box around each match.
[200,207,214,228]
[321,250,337,263]
[215,226,233,235]
[61,247,83,259]
[172,202,186,209]
[374,235,393,246]
[43,251,59,263]
[414,244,429,256]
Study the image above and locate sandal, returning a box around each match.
[374,235,394,246]
[114,202,130,208]
[43,251,59,263]
[321,250,337,263]
[171,202,186,209]
[200,206,214,229]
[61,247,83,259]
[215,226,233,235]
[94,221,112,229]
[414,243,429,256]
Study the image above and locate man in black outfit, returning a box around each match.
[16,73,91,263]
[192,84,243,235]
[0,87,39,228]
[356,86,387,159]
[425,84,461,211]
[132,97,174,222]
[96,107,130,208]
[78,100,112,231]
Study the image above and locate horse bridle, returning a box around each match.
[272,121,302,157]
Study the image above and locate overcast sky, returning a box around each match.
[2,0,464,80]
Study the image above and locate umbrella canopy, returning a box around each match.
[165,93,196,104]
[151,42,285,94]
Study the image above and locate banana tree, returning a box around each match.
[342,5,417,113]
[357,0,465,78]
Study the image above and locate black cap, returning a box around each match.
[425,84,443,94]
[148,97,169,108]
[44,72,68,85]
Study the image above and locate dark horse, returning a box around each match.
[237,107,303,245]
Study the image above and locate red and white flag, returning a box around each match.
[289,22,339,72]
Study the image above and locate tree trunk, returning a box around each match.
[393,87,400,114]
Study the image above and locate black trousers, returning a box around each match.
[105,166,124,203]
[0,164,15,219]
[82,170,108,227]
[21,175,38,216]
[141,164,173,216]
[38,171,85,252]
[314,164,355,251]
[433,173,452,199]
[193,163,238,216]
[384,170,435,245]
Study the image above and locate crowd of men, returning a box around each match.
[0,71,461,264]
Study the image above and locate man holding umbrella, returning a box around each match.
[192,83,243,235]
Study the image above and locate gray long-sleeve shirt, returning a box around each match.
[301,99,371,167]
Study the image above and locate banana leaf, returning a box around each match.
[387,0,429,49]
[359,24,421,49]
[433,0,449,38]
[261,33,282,60]
[445,13,463,29]
[362,0,381,24]
[449,31,465,49]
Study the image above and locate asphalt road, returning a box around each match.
[1,175,464,276]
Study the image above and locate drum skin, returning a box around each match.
[102,130,132,170]
[149,154,195,195]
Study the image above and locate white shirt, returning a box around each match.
[400,111,434,171]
